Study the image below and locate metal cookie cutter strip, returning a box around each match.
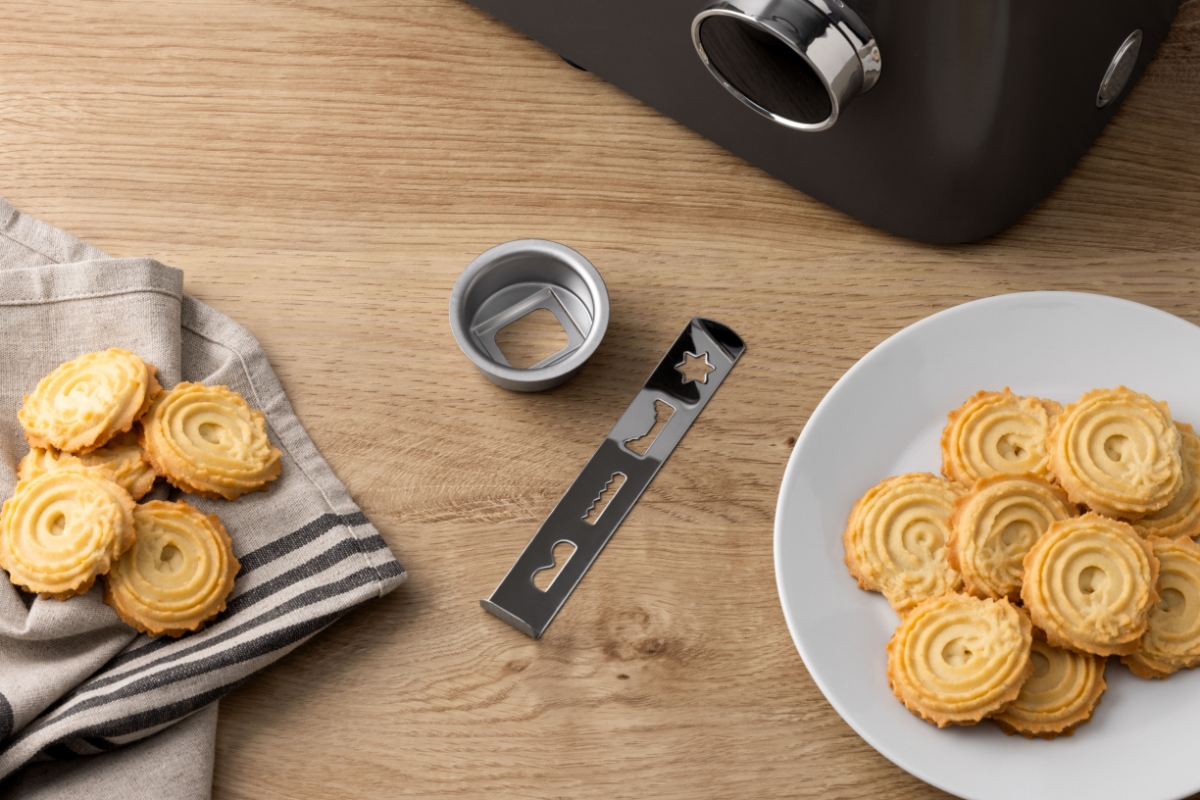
[481,317,746,638]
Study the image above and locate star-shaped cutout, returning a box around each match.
[675,351,715,384]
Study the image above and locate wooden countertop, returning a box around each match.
[3,1,1199,797]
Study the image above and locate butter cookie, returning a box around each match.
[993,636,1106,739]
[1133,423,1200,540]
[18,348,161,453]
[139,382,282,500]
[0,463,135,599]
[947,474,1077,602]
[941,389,1061,487]
[104,500,239,637]
[19,431,156,501]
[844,473,964,614]
[1048,387,1182,519]
[1121,536,1200,679]
[886,593,1033,727]
[1022,513,1158,656]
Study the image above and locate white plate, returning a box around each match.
[774,292,1200,800]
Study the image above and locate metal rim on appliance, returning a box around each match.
[691,0,881,132]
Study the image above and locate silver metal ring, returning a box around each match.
[449,240,609,392]
[692,0,880,132]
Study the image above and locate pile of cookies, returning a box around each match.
[0,348,282,637]
[845,387,1200,738]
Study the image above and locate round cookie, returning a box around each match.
[948,474,1077,601]
[19,430,157,501]
[941,389,1061,487]
[993,636,1106,739]
[104,500,240,637]
[0,463,135,599]
[844,473,964,614]
[1133,423,1200,540]
[1022,513,1159,657]
[139,382,282,500]
[18,348,161,454]
[886,593,1033,727]
[1048,387,1182,519]
[16,446,62,481]
[1121,536,1200,679]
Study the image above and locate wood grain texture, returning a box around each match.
[2,1,1199,797]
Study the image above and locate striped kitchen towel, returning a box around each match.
[0,198,405,798]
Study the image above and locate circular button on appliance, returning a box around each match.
[1097,29,1142,108]
[692,0,880,132]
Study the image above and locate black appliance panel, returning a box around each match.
[462,0,1179,242]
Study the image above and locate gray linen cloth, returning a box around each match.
[0,199,405,797]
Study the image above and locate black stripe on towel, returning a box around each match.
[237,511,371,574]
[82,736,118,752]
[22,570,375,737]
[79,540,390,698]
[39,680,247,763]
[41,744,79,761]
[31,608,339,755]
[100,511,385,673]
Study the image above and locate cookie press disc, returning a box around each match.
[481,317,745,638]
[449,239,609,392]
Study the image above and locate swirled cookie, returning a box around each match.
[104,500,239,637]
[1121,536,1200,679]
[18,431,157,501]
[1048,387,1182,519]
[18,348,161,454]
[16,446,62,481]
[941,389,1061,488]
[993,637,1106,739]
[0,463,135,599]
[1133,423,1200,540]
[947,475,1077,601]
[1022,513,1159,656]
[140,382,282,500]
[844,473,964,614]
[886,593,1033,727]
